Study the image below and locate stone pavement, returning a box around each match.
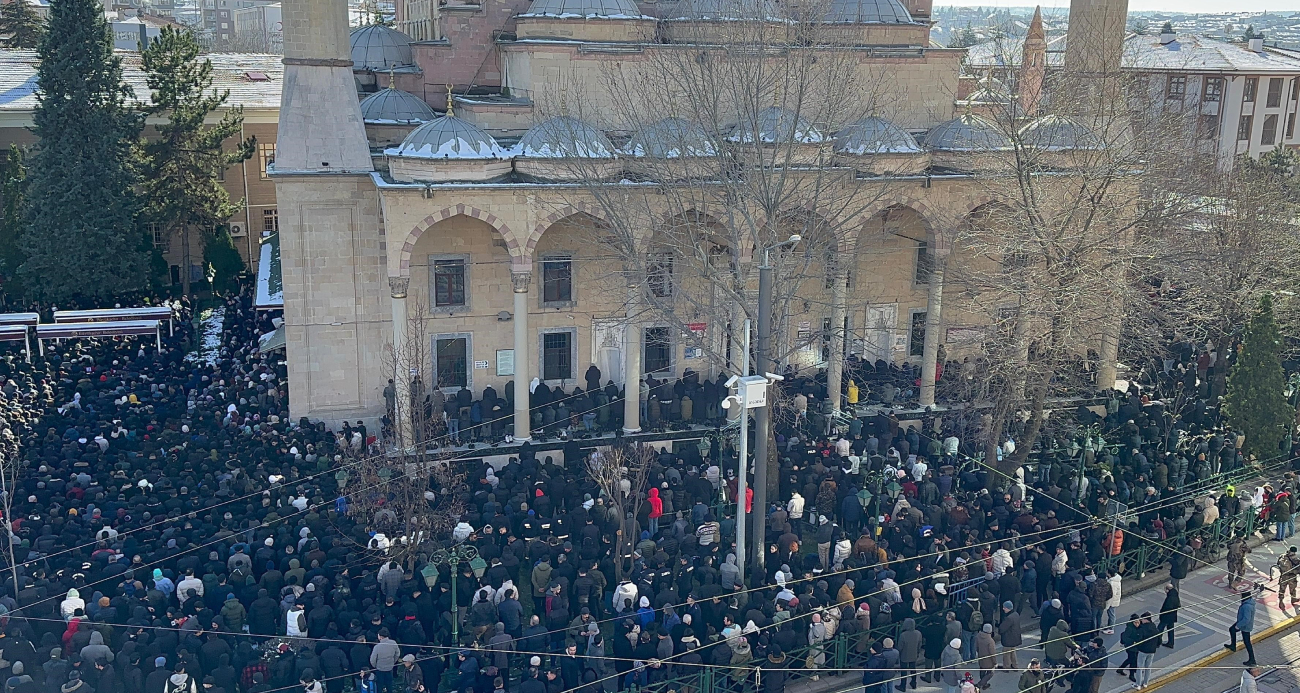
[788,534,1300,693]
[1141,619,1300,693]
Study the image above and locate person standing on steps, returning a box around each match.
[1226,587,1259,666]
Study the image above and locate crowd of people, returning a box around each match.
[0,285,1284,693]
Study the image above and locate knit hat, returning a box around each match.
[1003,601,1014,610]
[950,639,962,649]
[1051,599,1061,608]
[982,623,993,633]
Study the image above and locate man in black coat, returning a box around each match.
[1158,584,1180,648]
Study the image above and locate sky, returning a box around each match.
[938,0,1300,11]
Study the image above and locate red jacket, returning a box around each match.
[647,487,663,518]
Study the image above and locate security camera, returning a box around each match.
[724,375,740,388]
[765,372,785,382]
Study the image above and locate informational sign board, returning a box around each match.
[496,350,514,376]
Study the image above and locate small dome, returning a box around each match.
[518,117,615,158]
[823,0,914,24]
[728,107,825,144]
[524,0,642,17]
[385,115,510,159]
[624,117,716,157]
[668,0,777,20]
[360,88,437,124]
[350,25,414,71]
[1018,115,1104,151]
[834,117,922,154]
[922,113,1011,151]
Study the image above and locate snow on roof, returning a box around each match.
[256,235,283,311]
[524,0,644,18]
[0,50,283,113]
[965,33,1300,74]
[385,115,512,159]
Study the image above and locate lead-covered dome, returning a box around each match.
[922,113,1011,151]
[1018,115,1104,151]
[624,117,717,157]
[350,25,415,71]
[360,88,437,124]
[823,0,914,23]
[517,117,615,158]
[386,115,510,159]
[727,107,825,144]
[834,116,922,154]
[524,0,642,17]
[668,0,778,19]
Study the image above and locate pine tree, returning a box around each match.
[19,0,147,302]
[0,0,45,49]
[0,146,26,295]
[139,26,254,296]
[202,228,245,294]
[1226,294,1295,459]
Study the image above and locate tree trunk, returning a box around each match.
[181,224,192,296]
[1214,335,1232,400]
[1004,382,1049,476]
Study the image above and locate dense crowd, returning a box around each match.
[0,288,1284,693]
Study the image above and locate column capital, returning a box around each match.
[388,276,410,299]
[511,271,532,293]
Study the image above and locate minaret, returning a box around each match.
[274,0,387,427]
[277,0,372,173]
[1064,0,1128,79]
[1019,6,1046,116]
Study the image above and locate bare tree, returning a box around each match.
[584,441,655,580]
[939,28,1201,473]
[340,295,466,570]
[1147,153,1300,400]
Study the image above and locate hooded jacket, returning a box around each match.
[647,488,663,519]
[78,633,111,665]
[897,619,923,663]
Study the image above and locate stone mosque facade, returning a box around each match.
[271,0,1125,437]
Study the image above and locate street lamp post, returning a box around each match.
[428,544,478,645]
[753,234,800,568]
[723,320,751,582]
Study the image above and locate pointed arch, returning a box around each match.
[398,205,519,274]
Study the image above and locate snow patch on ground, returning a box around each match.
[184,306,225,366]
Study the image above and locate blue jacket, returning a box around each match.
[1236,597,1256,632]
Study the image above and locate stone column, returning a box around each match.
[512,270,532,441]
[919,249,949,408]
[826,271,849,413]
[389,276,412,451]
[623,286,642,434]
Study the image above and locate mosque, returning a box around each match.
[271,0,1128,440]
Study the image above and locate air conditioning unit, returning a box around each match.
[229,223,246,236]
